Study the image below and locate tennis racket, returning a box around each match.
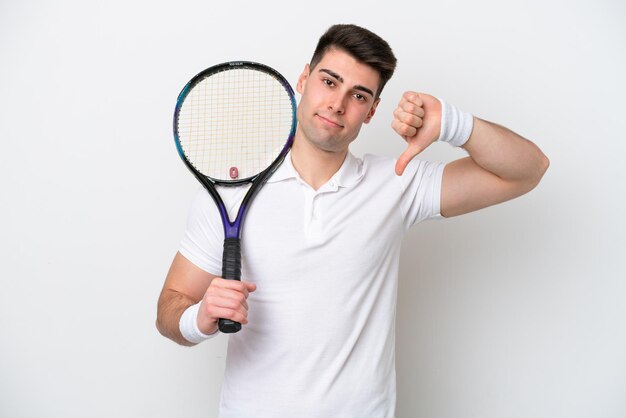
[173,61,297,333]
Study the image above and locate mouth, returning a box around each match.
[315,114,343,128]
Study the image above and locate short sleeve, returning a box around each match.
[178,189,223,275]
[397,159,446,229]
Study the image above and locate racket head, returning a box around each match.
[173,61,297,185]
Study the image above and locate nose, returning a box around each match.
[328,92,345,114]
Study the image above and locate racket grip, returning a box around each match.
[219,238,242,333]
[222,237,242,281]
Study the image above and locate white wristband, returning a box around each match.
[437,98,474,147]
[179,302,218,344]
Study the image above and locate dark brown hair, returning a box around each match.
[309,24,397,98]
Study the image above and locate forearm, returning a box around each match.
[463,117,549,188]
[156,289,197,347]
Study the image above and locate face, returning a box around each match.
[295,48,381,154]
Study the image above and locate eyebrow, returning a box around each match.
[318,68,375,98]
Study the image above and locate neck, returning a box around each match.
[290,137,348,191]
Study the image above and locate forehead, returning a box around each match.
[314,48,380,90]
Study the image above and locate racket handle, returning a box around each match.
[219,238,242,333]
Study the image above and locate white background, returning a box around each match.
[1,0,624,417]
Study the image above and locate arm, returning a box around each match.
[441,117,549,217]
[156,252,256,346]
[392,92,549,217]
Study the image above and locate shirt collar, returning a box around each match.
[267,150,364,189]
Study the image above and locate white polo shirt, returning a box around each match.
[180,151,444,418]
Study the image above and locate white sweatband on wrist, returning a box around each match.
[179,302,218,344]
[437,98,474,147]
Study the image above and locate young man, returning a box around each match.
[156,24,549,417]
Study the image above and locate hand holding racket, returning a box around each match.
[173,61,297,333]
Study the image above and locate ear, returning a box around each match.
[364,98,381,124]
[296,64,311,94]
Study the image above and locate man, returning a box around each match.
[156,24,549,417]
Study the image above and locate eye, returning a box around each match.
[353,92,368,102]
[322,78,335,87]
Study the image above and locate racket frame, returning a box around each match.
[173,61,297,332]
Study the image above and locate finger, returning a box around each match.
[403,91,423,108]
[391,118,417,139]
[398,100,425,120]
[212,277,252,295]
[404,102,425,118]
[205,291,250,316]
[204,305,250,325]
[242,281,257,293]
[207,286,250,309]
[394,110,423,130]
[198,295,249,326]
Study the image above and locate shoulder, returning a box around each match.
[184,187,221,230]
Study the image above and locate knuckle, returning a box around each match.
[226,298,240,309]
[399,125,414,136]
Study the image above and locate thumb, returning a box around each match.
[395,143,424,176]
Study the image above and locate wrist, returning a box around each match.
[437,98,474,147]
[179,302,218,344]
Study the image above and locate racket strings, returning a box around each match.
[177,67,295,181]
